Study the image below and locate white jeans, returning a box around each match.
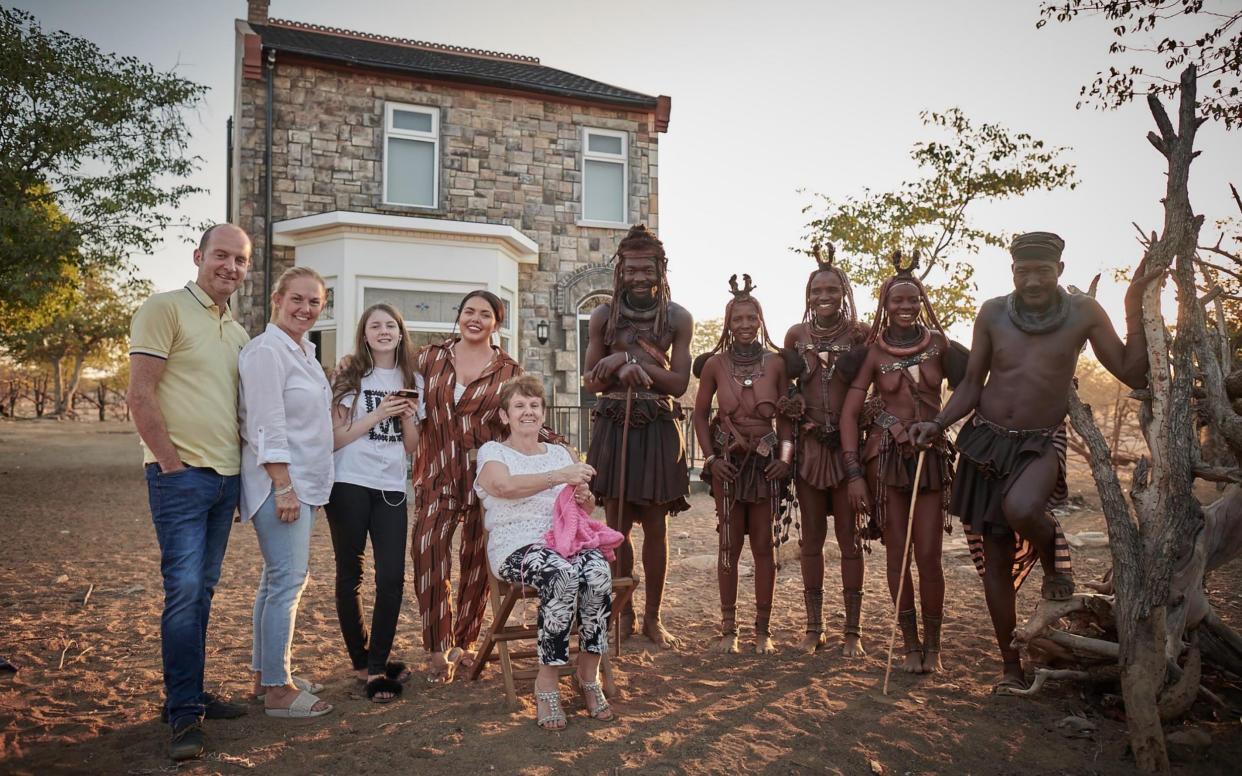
[250,490,316,686]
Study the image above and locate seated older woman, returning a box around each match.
[474,374,615,730]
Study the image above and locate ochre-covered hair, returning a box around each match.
[864,250,947,344]
[693,274,779,377]
[604,224,672,346]
[803,241,858,327]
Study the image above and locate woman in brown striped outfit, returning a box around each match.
[410,290,522,682]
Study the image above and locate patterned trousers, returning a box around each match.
[411,500,489,654]
[497,546,612,666]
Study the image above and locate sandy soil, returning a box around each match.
[0,420,1239,775]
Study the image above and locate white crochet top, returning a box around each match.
[474,440,572,576]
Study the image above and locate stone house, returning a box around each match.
[230,0,670,412]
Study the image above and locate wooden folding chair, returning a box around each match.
[469,552,636,706]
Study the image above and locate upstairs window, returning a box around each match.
[384,103,439,208]
[581,128,627,225]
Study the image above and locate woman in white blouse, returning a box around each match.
[474,375,613,730]
[238,266,333,719]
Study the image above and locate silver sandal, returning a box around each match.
[576,677,613,720]
[534,689,566,729]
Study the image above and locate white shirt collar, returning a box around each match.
[265,322,317,360]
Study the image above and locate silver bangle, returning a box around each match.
[273,483,295,497]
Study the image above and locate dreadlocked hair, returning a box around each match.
[604,224,672,347]
[864,249,948,344]
[802,240,858,327]
[693,274,780,377]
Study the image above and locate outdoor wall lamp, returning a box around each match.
[536,319,550,345]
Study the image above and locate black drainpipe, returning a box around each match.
[262,47,275,325]
[225,116,234,222]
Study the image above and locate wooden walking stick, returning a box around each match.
[883,448,927,696]
[610,385,635,645]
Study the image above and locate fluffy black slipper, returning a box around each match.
[384,661,411,684]
[365,676,403,703]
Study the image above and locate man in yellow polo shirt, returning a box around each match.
[128,223,252,761]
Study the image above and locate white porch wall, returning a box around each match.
[272,211,537,359]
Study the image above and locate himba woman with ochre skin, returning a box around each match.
[781,243,871,656]
[410,290,534,682]
[692,275,794,654]
[326,303,420,702]
[909,231,1156,692]
[840,251,967,675]
[583,225,694,649]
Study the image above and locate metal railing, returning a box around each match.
[548,403,704,470]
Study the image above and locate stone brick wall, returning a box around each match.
[234,57,659,398]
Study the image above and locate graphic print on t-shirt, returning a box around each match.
[363,389,403,442]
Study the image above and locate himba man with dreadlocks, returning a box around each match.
[840,250,968,674]
[584,224,693,649]
[781,243,871,656]
[910,232,1157,692]
[692,275,793,655]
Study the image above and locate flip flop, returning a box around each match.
[365,676,404,704]
[256,675,323,701]
[992,676,1030,695]
[264,690,332,718]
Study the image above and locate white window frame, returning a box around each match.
[578,127,628,228]
[382,102,440,209]
[358,278,516,349]
[310,278,336,331]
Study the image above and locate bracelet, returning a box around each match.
[931,417,946,432]
[273,483,295,497]
[627,354,639,365]
[778,440,794,464]
[545,471,555,488]
[845,465,865,482]
[703,454,718,470]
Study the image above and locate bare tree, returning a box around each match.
[1049,65,1242,773]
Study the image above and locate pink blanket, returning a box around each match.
[544,486,624,561]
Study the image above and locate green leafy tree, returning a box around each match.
[0,7,206,332]
[1037,1,1241,128]
[801,109,1078,326]
[682,317,723,403]
[0,272,150,417]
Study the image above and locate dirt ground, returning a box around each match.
[1,420,1239,775]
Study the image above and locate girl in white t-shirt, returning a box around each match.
[326,303,419,703]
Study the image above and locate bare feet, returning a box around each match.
[754,634,777,655]
[713,633,740,654]
[796,631,826,655]
[899,651,923,673]
[642,616,680,649]
[842,633,866,658]
[921,650,943,674]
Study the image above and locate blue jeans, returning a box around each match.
[250,491,316,686]
[145,464,239,729]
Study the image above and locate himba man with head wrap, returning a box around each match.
[583,225,693,649]
[910,231,1158,692]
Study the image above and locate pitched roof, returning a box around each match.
[251,20,659,109]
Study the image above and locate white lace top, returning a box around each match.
[474,440,572,576]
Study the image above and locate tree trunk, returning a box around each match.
[49,357,65,417]
[62,350,87,419]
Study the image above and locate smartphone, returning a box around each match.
[393,389,419,401]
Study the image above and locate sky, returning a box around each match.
[17,0,1239,343]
